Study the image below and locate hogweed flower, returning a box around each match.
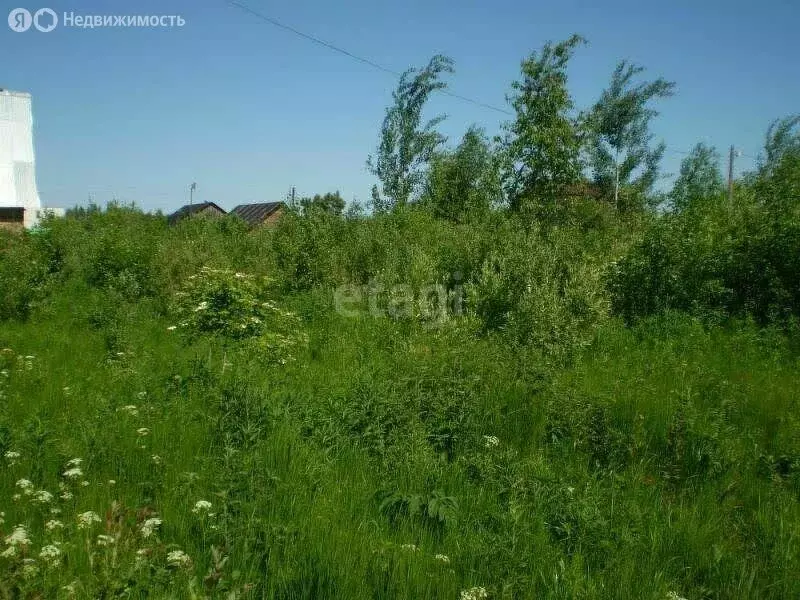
[4,525,31,547]
[39,543,62,565]
[33,490,54,504]
[21,558,38,578]
[77,511,101,530]
[435,553,450,564]
[63,467,83,480]
[118,405,138,417]
[45,519,64,531]
[192,500,212,514]
[66,458,82,468]
[166,549,192,568]
[137,428,150,437]
[16,479,34,495]
[400,544,418,552]
[140,517,162,539]
[483,435,500,448]
[96,534,115,547]
[4,450,20,465]
[460,587,489,600]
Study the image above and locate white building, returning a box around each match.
[0,89,62,228]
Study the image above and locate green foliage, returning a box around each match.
[670,142,725,212]
[300,191,346,216]
[611,117,800,325]
[367,55,455,210]
[501,35,587,215]
[171,266,306,363]
[587,61,676,211]
[421,127,503,223]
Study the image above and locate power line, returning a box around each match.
[224,0,513,116]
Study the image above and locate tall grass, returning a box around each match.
[0,203,798,598]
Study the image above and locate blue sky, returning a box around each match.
[2,0,798,213]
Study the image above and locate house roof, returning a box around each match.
[167,202,226,225]
[231,202,285,226]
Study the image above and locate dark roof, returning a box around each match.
[167,202,226,225]
[231,202,285,227]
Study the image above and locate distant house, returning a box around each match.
[0,207,25,232]
[231,202,286,228]
[167,202,226,226]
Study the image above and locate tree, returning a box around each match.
[300,191,345,216]
[421,126,503,222]
[670,143,723,211]
[762,115,800,175]
[587,61,675,211]
[367,55,455,211]
[757,115,800,212]
[501,35,586,214]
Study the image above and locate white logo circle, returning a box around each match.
[33,8,57,32]
[8,8,32,32]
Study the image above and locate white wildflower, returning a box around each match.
[151,455,162,465]
[63,467,83,480]
[80,480,90,487]
[166,549,192,568]
[5,525,31,547]
[77,511,101,530]
[62,581,79,595]
[50,507,62,515]
[12,494,21,502]
[167,326,177,331]
[45,519,64,531]
[194,301,209,312]
[483,435,500,448]
[21,558,38,578]
[137,428,150,437]
[96,534,115,547]
[33,490,54,504]
[666,593,688,600]
[118,405,139,416]
[4,450,20,465]
[140,517,162,538]
[39,543,61,565]
[1,545,18,558]
[66,458,82,467]
[434,553,450,563]
[16,479,34,495]
[108,480,116,486]
[460,587,489,600]
[192,500,212,514]
[400,543,418,552]
[60,491,74,501]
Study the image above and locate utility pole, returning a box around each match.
[291,186,296,206]
[727,146,735,207]
[190,182,197,205]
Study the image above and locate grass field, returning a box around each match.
[0,206,799,599]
